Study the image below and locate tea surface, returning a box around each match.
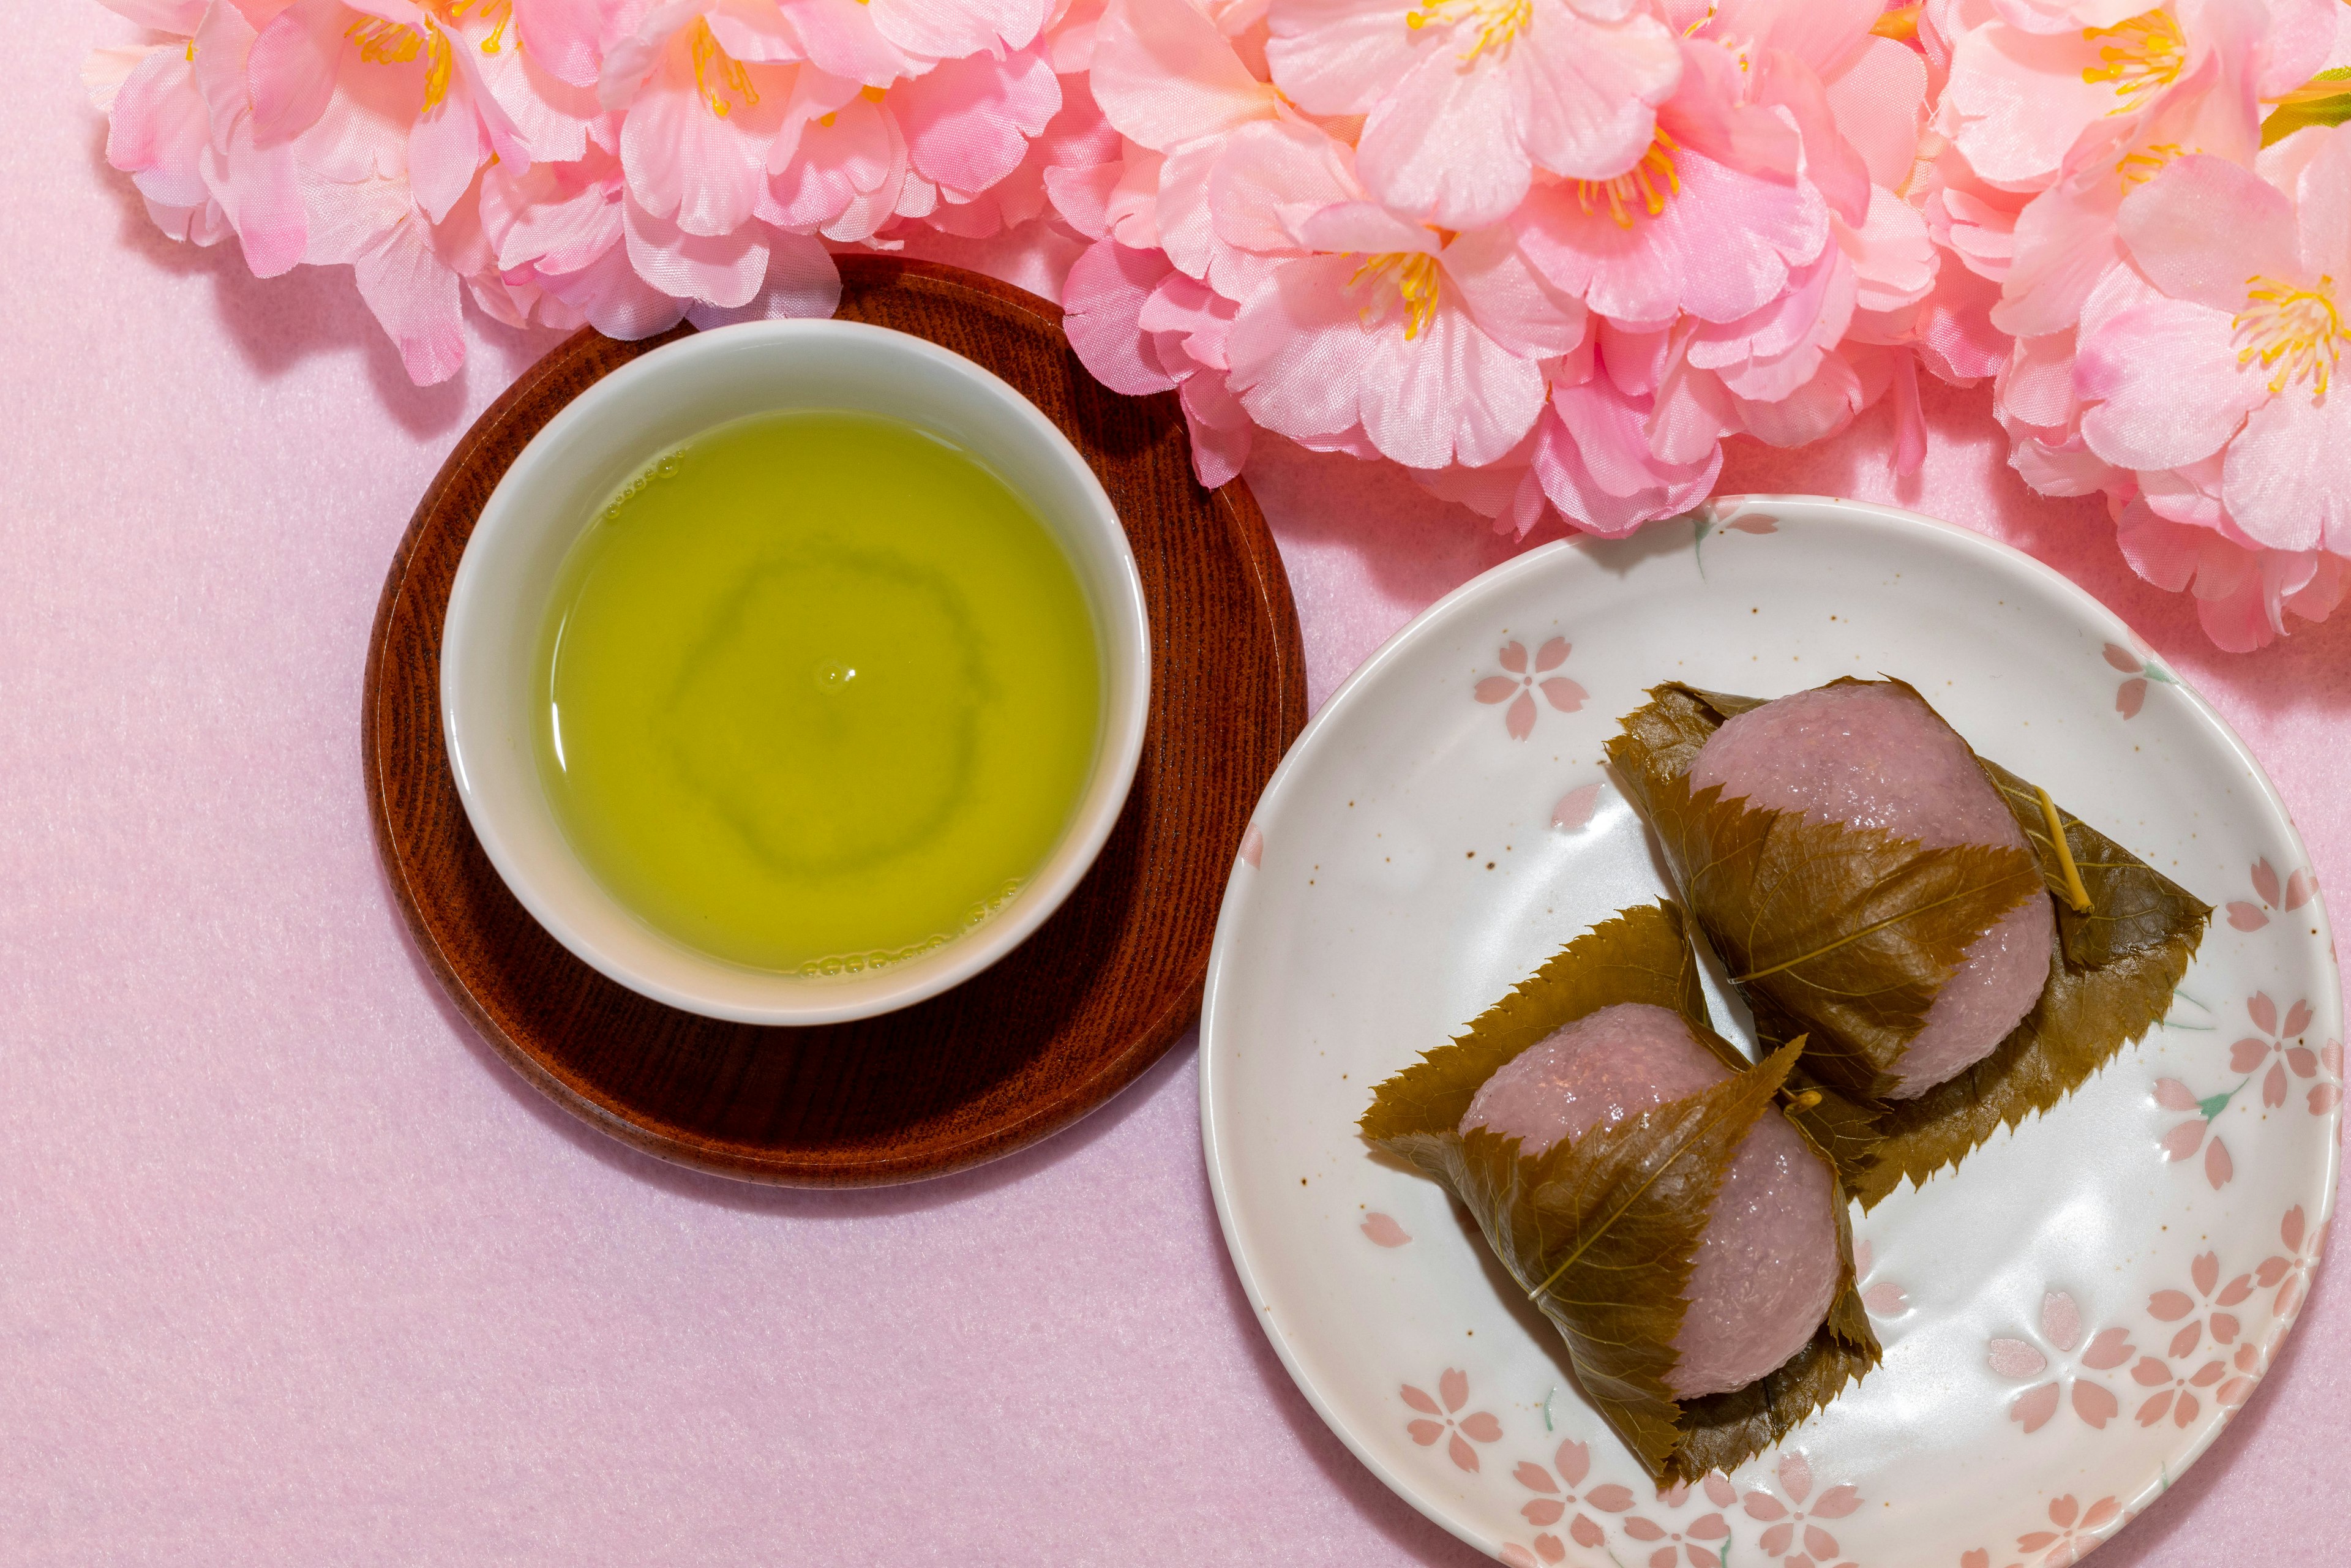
[535,410,1103,974]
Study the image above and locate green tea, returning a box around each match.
[534,410,1103,975]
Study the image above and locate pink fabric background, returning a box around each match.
[7,16,2343,1564]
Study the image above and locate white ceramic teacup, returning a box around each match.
[441,319,1152,1026]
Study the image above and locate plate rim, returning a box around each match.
[1198,492,2342,1561]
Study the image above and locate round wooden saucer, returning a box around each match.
[362,257,1305,1185]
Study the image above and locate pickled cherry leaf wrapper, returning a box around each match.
[1608,680,2211,1209]
[1608,683,2047,1101]
[1362,903,1879,1485]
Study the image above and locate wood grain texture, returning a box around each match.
[362,257,1306,1185]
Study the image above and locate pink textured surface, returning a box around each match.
[6,15,2344,1564]
[1461,1003,1840,1398]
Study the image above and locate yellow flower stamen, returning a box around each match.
[1404,0,1533,66]
[347,13,454,114]
[1870,5,1921,42]
[435,0,512,54]
[1351,251,1442,342]
[2232,274,2347,398]
[1575,130,1679,229]
[691,16,759,118]
[2117,140,2184,188]
[2082,9,2186,114]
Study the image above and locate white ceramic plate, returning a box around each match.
[1201,497,2341,1568]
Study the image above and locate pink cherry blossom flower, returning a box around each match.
[2255,1203,2322,1319]
[1987,1288,2133,1432]
[1223,201,1587,470]
[1940,0,2323,193]
[1474,636,1583,740]
[2228,992,2320,1109]
[1512,1439,1638,1549]
[1622,1502,1730,1568]
[1265,0,1682,231]
[2075,132,2351,560]
[1513,37,1829,329]
[1741,1450,1862,1568]
[2148,1249,2254,1360]
[1400,1367,1503,1472]
[2017,1493,2123,1568]
[2130,1348,2228,1427]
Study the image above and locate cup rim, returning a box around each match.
[440,318,1152,1026]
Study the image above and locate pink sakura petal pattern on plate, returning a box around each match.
[1359,1212,1409,1247]
[1500,1547,1540,1568]
[1401,1384,1441,1416]
[1804,1522,1840,1557]
[1551,783,1602,831]
[1239,823,1263,868]
[2149,1289,2195,1322]
[2285,998,2315,1035]
[2230,1036,2270,1073]
[1506,691,1537,740]
[1439,1368,1468,1412]
[2072,1381,2120,1429]
[2315,1082,2342,1114]
[2205,1136,2233,1188]
[1813,1485,1861,1519]
[1864,1281,1910,1315]
[1569,1515,1605,1549]
[1408,1419,1444,1445]
[1702,1475,1737,1508]
[1743,1493,1789,1523]
[1539,677,1586,712]
[2009,1381,2061,1432]
[1554,1441,1589,1488]
[1778,1451,1812,1503]
[1987,1338,2049,1379]
[2131,1356,2172,1387]
[2041,1291,2082,1352]
[1624,1517,1669,1540]
[2136,1389,2176,1427]
[2153,1078,2200,1112]
[2287,1045,2319,1076]
[1458,1412,1503,1442]
[1523,1498,1567,1527]
[1500,642,1528,673]
[2082,1327,2133,1370]
[2285,868,2316,908]
[1516,1457,1559,1491]
[1447,1433,1479,1472]
[2102,642,2142,673]
[1725,515,1777,535]
[2253,860,2282,908]
[2249,992,2278,1035]
[1587,1483,1637,1512]
[1758,1521,1794,1554]
[2265,1062,2289,1107]
[2117,678,2147,718]
[2161,1120,2206,1160]
[1474,677,1521,704]
[1689,1514,1730,1541]
[2227,901,2271,930]
[1535,637,1570,672]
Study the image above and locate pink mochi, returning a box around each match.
[1689,683,2057,1097]
[1460,1003,1840,1399]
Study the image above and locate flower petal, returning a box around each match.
[1506,691,1538,740]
